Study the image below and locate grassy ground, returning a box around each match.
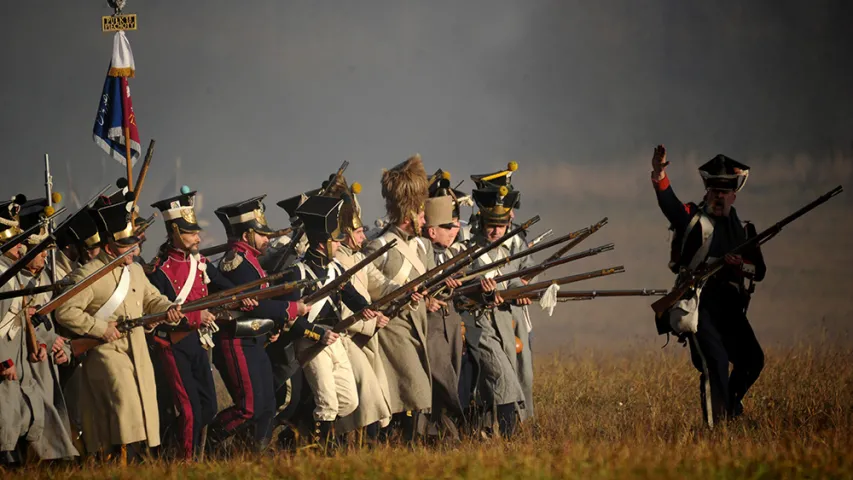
[5,343,851,479]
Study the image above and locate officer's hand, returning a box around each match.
[375,312,390,329]
[102,321,121,342]
[1,364,18,381]
[320,330,340,346]
[296,301,311,317]
[444,277,462,290]
[166,305,183,324]
[514,297,533,306]
[480,278,498,293]
[51,336,66,354]
[200,310,216,327]
[652,144,669,180]
[725,254,744,266]
[240,298,259,311]
[54,348,69,365]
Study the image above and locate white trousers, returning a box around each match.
[298,338,359,421]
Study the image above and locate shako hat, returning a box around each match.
[424,195,456,229]
[56,207,101,250]
[18,198,55,245]
[294,195,346,245]
[215,196,276,238]
[151,190,201,233]
[91,198,139,246]
[470,161,522,209]
[322,175,364,235]
[428,169,471,219]
[472,186,520,227]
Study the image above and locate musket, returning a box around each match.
[0,206,67,256]
[269,162,350,274]
[70,276,321,357]
[36,246,139,316]
[491,266,626,303]
[514,288,668,302]
[436,225,592,288]
[651,185,843,315]
[300,239,396,306]
[527,229,553,248]
[134,213,157,235]
[451,244,616,298]
[199,227,293,258]
[132,139,156,216]
[522,217,608,282]
[45,153,57,286]
[333,241,480,337]
[384,215,541,318]
[0,278,75,301]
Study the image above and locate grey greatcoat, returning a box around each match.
[0,258,78,460]
[506,232,536,421]
[428,244,465,416]
[458,239,525,409]
[362,226,434,414]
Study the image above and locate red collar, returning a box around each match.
[166,246,192,261]
[229,240,267,279]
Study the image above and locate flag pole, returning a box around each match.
[125,126,133,191]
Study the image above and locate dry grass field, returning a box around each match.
[5,342,851,479]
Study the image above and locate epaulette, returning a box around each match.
[220,250,244,272]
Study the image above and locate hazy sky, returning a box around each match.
[1,1,851,350]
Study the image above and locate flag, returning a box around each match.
[93,31,140,167]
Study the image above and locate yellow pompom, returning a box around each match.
[442,171,451,180]
[44,206,55,216]
[507,161,519,172]
[499,186,509,197]
[351,182,362,195]
[51,192,62,204]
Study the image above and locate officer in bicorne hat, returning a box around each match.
[207,196,310,452]
[651,146,766,423]
[54,194,183,461]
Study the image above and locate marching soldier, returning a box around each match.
[324,179,397,440]
[146,190,245,460]
[280,195,386,447]
[0,195,78,464]
[651,146,766,423]
[456,183,530,437]
[422,172,467,438]
[361,154,438,441]
[54,195,183,461]
[209,196,310,452]
[471,163,536,422]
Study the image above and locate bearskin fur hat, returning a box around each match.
[381,154,429,227]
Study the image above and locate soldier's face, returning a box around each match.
[3,244,23,261]
[85,246,101,263]
[347,227,366,251]
[705,188,737,216]
[26,250,48,274]
[176,231,201,254]
[253,232,271,253]
[107,242,136,266]
[327,240,341,257]
[486,225,508,242]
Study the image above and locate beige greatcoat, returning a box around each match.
[362,226,435,414]
[334,244,398,432]
[54,250,174,453]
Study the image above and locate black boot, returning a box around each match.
[312,420,335,454]
[400,410,421,445]
[496,403,517,438]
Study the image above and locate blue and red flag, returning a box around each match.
[93,31,140,167]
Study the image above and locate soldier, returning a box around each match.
[209,196,310,452]
[651,146,766,422]
[471,162,536,422]
[146,190,248,460]
[323,179,397,440]
[280,195,386,447]
[456,184,530,438]
[361,154,438,441]
[54,195,183,461]
[0,195,78,464]
[421,172,468,439]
